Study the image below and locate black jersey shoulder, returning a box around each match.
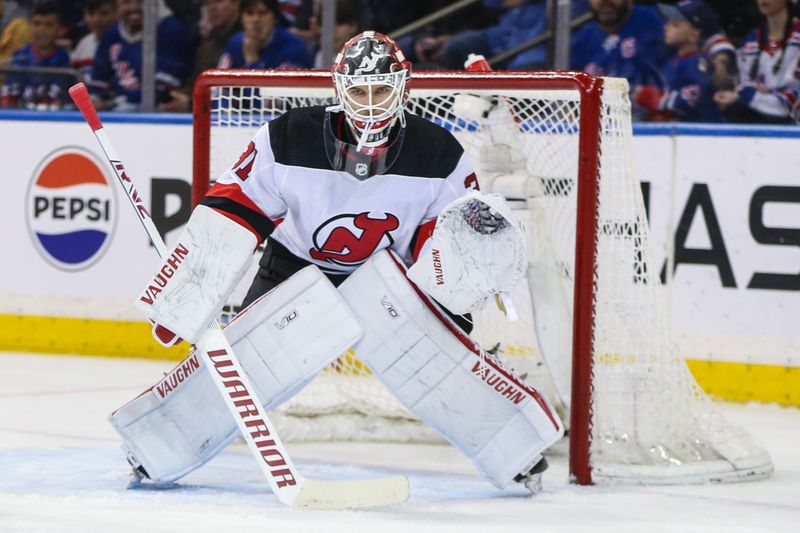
[268,105,331,170]
[388,112,465,179]
[268,106,465,179]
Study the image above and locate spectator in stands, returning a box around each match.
[793,89,800,123]
[287,0,318,53]
[288,0,358,69]
[635,1,724,122]
[164,0,202,24]
[1,1,71,109]
[159,0,241,112]
[90,0,193,111]
[278,0,303,26]
[571,0,671,120]
[218,0,310,69]
[315,0,358,68]
[195,0,242,71]
[59,0,90,49]
[714,0,800,124]
[414,1,583,70]
[359,0,434,37]
[0,0,31,64]
[701,9,739,90]
[71,0,117,82]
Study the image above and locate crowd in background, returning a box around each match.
[0,0,798,124]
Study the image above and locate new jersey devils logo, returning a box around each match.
[310,212,400,266]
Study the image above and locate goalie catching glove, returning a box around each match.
[407,191,526,315]
[134,205,257,344]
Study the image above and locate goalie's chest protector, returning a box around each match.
[222,106,476,274]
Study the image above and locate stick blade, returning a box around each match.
[291,476,409,510]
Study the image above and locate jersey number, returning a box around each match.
[232,142,257,181]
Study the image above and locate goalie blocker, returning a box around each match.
[134,204,258,344]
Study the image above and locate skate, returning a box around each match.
[514,456,549,494]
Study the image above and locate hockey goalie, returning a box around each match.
[110,31,564,494]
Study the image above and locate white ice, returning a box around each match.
[0,352,798,533]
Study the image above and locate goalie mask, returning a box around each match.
[329,31,411,155]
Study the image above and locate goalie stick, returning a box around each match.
[68,83,409,510]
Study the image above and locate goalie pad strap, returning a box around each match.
[111,265,362,484]
[339,250,563,489]
[134,205,258,344]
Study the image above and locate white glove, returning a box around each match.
[408,191,526,315]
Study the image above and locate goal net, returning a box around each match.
[192,70,772,485]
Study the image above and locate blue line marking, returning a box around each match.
[0,109,192,125]
[1,110,798,137]
[633,123,800,138]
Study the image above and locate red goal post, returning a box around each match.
[191,69,772,486]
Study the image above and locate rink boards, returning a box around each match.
[0,111,798,406]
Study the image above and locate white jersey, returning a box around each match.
[71,33,99,80]
[737,20,800,120]
[202,106,479,275]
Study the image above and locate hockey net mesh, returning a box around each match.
[201,74,771,482]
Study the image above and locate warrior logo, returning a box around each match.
[310,212,399,267]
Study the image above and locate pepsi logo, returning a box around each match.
[26,147,117,271]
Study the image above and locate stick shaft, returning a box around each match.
[96,128,168,257]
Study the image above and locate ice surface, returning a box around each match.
[0,353,798,532]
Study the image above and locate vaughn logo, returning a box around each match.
[471,360,526,405]
[138,243,190,305]
[432,248,444,285]
[309,212,399,267]
[26,147,117,271]
[155,353,200,399]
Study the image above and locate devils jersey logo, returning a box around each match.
[310,212,400,267]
